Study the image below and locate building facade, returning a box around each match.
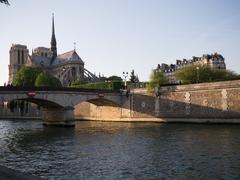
[155,53,226,83]
[8,14,98,86]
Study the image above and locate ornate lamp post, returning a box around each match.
[61,66,67,86]
[122,71,128,89]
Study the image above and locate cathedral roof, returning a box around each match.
[31,55,51,67]
[52,50,84,66]
[30,50,84,67]
[34,47,50,51]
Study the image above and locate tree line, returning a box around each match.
[148,64,240,92]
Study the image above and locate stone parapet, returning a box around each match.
[160,80,240,93]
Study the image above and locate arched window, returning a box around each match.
[17,50,20,64]
[22,50,24,64]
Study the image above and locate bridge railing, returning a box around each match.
[0,86,119,93]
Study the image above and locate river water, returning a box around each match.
[0,120,240,180]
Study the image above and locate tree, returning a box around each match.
[12,66,43,87]
[13,66,62,87]
[70,79,84,86]
[175,64,240,84]
[35,72,62,88]
[107,75,122,82]
[147,69,168,92]
[0,0,9,5]
[130,69,139,83]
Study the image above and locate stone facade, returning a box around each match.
[133,80,240,120]
[8,44,29,83]
[155,53,226,84]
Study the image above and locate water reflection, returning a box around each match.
[0,120,240,179]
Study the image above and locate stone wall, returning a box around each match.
[130,80,240,121]
[74,102,126,121]
[75,80,240,123]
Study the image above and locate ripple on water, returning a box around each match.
[0,121,240,179]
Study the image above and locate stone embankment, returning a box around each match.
[75,80,240,123]
[1,80,240,123]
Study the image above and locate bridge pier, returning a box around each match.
[42,106,75,127]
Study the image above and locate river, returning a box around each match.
[0,120,240,179]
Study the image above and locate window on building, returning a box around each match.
[17,50,20,64]
[22,50,24,64]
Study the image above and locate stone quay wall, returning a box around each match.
[75,80,240,123]
[1,80,240,123]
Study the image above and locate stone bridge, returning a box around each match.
[0,87,129,126]
[2,80,240,126]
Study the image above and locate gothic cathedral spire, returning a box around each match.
[51,13,57,63]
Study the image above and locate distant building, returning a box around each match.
[155,53,226,84]
[8,14,98,86]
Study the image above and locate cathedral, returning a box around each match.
[8,14,98,86]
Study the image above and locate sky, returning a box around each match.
[1,0,240,84]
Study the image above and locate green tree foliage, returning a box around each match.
[71,81,123,90]
[70,75,123,90]
[107,75,122,82]
[13,66,62,87]
[175,64,240,84]
[12,66,43,87]
[130,69,139,83]
[70,79,85,86]
[147,70,168,92]
[35,72,62,88]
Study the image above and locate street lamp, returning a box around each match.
[122,71,128,89]
[61,67,67,86]
[196,66,199,83]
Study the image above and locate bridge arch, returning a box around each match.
[9,98,64,109]
[83,98,121,107]
[0,87,126,126]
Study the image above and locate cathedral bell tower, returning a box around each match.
[8,44,29,84]
[50,13,57,64]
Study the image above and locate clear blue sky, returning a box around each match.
[1,0,240,84]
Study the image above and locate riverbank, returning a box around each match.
[76,117,240,124]
[0,165,43,180]
[1,117,240,124]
